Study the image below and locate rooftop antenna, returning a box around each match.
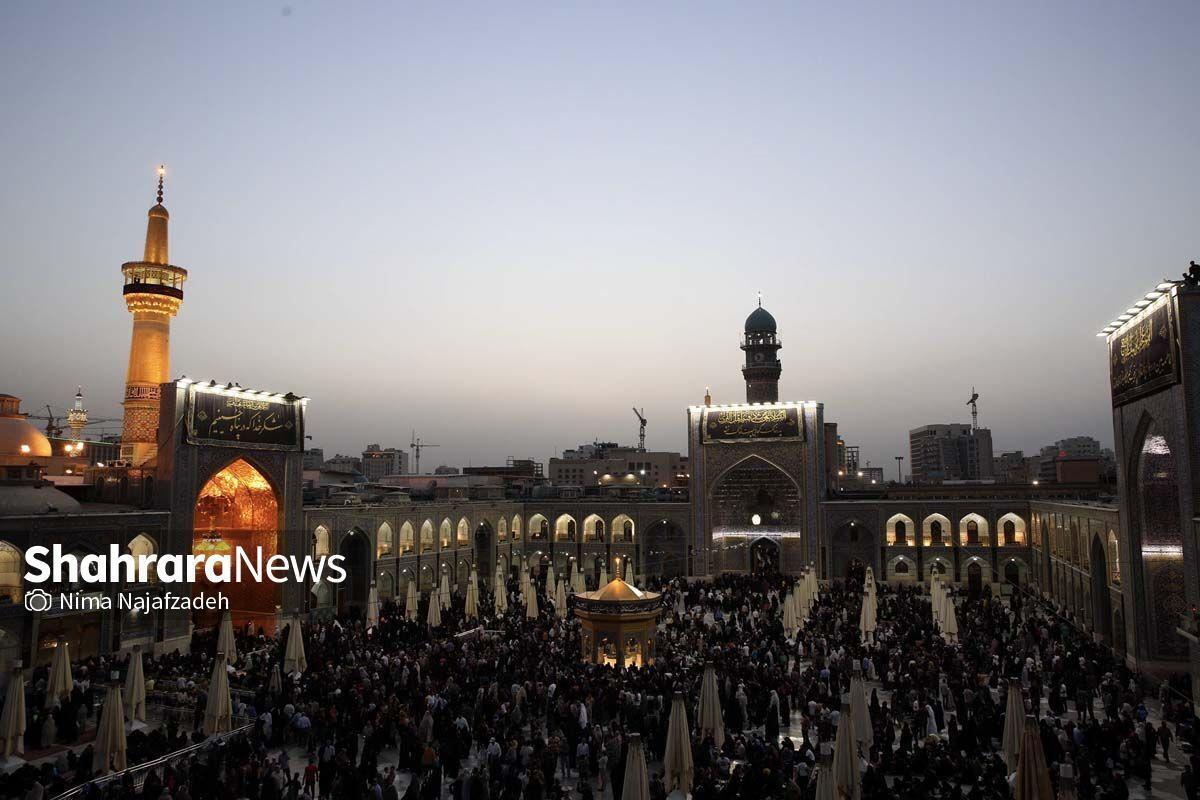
[409,430,440,475]
[632,407,647,452]
[966,387,980,431]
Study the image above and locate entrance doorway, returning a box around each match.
[751,538,780,574]
[967,561,983,597]
[844,558,865,587]
[338,531,372,616]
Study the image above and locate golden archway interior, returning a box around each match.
[193,459,280,633]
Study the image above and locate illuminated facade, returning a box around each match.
[574,578,661,668]
[688,301,826,576]
[120,167,187,467]
[1100,270,1200,682]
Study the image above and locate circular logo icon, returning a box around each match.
[24,589,52,613]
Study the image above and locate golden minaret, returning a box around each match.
[119,166,187,466]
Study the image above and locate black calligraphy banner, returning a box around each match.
[1110,301,1178,406]
[702,406,803,443]
[186,389,302,450]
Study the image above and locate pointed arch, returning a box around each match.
[554,514,576,542]
[997,512,1025,546]
[582,514,605,542]
[420,520,434,553]
[498,517,509,541]
[377,522,394,557]
[528,514,549,541]
[922,513,952,547]
[0,542,22,603]
[439,518,452,549]
[959,513,989,546]
[457,517,470,547]
[399,521,415,553]
[612,514,635,543]
[886,513,915,545]
[511,515,522,540]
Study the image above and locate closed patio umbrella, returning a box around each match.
[124,645,146,724]
[831,704,861,800]
[859,590,877,645]
[216,610,237,663]
[283,616,307,675]
[525,584,538,620]
[1002,680,1025,766]
[546,565,557,599]
[405,580,419,621]
[465,569,479,620]
[850,675,873,751]
[621,733,650,800]
[943,600,959,643]
[45,638,72,708]
[812,762,835,800]
[427,591,442,627]
[697,663,725,749]
[439,572,451,609]
[598,563,609,590]
[268,663,282,696]
[554,577,567,619]
[0,664,25,758]
[366,585,380,628]
[203,654,232,736]
[93,684,127,774]
[494,568,508,614]
[782,594,797,637]
[573,562,585,594]
[1014,717,1053,800]
[663,692,694,796]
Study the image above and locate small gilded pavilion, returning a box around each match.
[573,577,661,668]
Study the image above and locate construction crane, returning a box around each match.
[966,387,980,431]
[28,404,120,438]
[631,407,647,452]
[410,430,440,475]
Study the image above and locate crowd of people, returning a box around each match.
[1,567,1197,800]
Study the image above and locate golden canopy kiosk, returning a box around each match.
[574,578,661,668]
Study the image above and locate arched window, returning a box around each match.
[457,518,470,546]
[966,520,979,545]
[529,515,548,541]
[314,525,331,558]
[420,521,434,553]
[583,515,604,542]
[399,522,415,553]
[128,534,157,583]
[895,520,907,545]
[440,520,452,549]
[1004,520,1016,545]
[377,522,394,558]
[555,516,576,542]
[894,560,909,574]
[0,543,22,603]
[931,521,943,545]
[511,515,522,540]
[612,515,634,543]
[498,518,508,541]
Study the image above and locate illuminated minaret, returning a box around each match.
[119,166,187,466]
[66,386,88,442]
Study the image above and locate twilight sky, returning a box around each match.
[1,2,1197,473]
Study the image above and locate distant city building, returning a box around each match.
[993,450,1027,483]
[361,444,409,481]
[325,453,362,473]
[433,465,460,475]
[303,447,325,470]
[909,424,994,483]
[548,442,688,488]
[1033,437,1104,484]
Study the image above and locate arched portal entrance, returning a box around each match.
[338,530,372,616]
[1003,560,1021,587]
[1090,535,1114,643]
[193,459,279,632]
[966,561,983,597]
[475,521,494,584]
[844,558,865,586]
[750,538,780,575]
[831,519,875,583]
[645,520,687,578]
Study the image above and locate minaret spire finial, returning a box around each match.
[757,291,762,308]
[156,165,165,204]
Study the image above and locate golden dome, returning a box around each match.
[594,578,646,602]
[0,396,51,458]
